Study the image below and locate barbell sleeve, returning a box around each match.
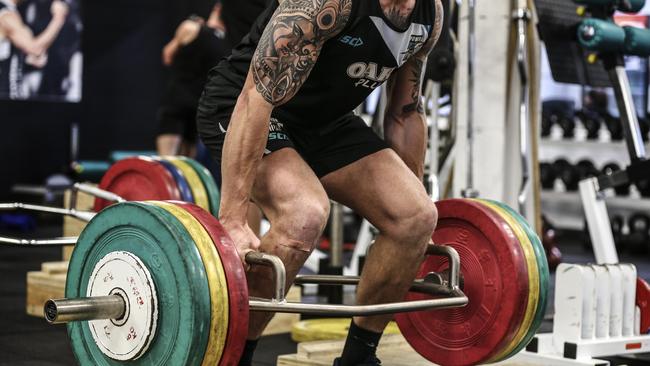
[44,295,126,324]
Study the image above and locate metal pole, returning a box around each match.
[426,80,441,201]
[462,0,479,198]
[44,295,126,324]
[0,202,95,222]
[514,4,532,215]
[73,183,126,204]
[329,202,344,268]
[0,236,77,246]
[248,291,467,316]
[608,66,647,162]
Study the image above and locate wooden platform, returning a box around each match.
[277,333,538,366]
[26,262,67,317]
[277,334,434,366]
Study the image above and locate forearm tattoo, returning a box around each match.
[252,0,352,105]
[402,0,444,115]
[402,57,425,114]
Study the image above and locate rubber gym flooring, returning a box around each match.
[2,227,650,365]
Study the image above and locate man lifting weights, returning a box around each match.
[197,0,443,364]
[0,0,68,98]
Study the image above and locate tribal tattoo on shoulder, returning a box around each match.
[252,0,352,105]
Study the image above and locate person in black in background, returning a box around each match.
[157,0,274,157]
[156,2,229,157]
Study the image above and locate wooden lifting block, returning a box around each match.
[63,187,95,260]
[26,262,68,317]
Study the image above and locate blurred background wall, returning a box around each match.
[0,0,213,200]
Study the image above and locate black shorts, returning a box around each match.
[158,103,199,143]
[198,112,389,178]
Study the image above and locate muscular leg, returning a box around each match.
[321,149,437,333]
[246,148,330,339]
[156,134,182,156]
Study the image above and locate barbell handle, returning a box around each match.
[0,202,90,246]
[0,236,77,246]
[0,202,96,222]
[426,244,462,291]
[244,252,287,303]
[73,183,126,204]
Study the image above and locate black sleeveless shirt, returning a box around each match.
[203,0,438,129]
[164,25,229,107]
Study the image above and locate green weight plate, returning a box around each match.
[66,202,211,365]
[179,157,221,216]
[485,200,550,359]
[150,202,229,366]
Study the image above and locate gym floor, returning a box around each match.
[2,227,650,366]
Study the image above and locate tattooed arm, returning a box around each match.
[219,0,351,260]
[384,0,443,179]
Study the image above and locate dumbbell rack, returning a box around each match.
[514,263,650,366]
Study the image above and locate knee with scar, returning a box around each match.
[281,199,330,252]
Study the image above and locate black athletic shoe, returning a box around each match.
[332,356,382,366]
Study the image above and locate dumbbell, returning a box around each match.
[559,116,576,139]
[605,115,624,141]
[576,160,599,180]
[602,163,631,196]
[625,213,650,254]
[540,162,556,190]
[554,159,580,191]
[577,112,601,140]
[542,216,562,270]
[636,179,650,198]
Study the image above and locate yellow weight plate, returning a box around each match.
[291,318,401,343]
[476,200,540,362]
[164,156,210,211]
[150,202,229,366]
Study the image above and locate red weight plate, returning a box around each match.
[637,278,650,334]
[93,157,181,211]
[172,201,249,365]
[395,199,529,366]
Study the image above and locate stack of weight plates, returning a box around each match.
[395,199,550,366]
[93,156,220,216]
[66,201,246,365]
